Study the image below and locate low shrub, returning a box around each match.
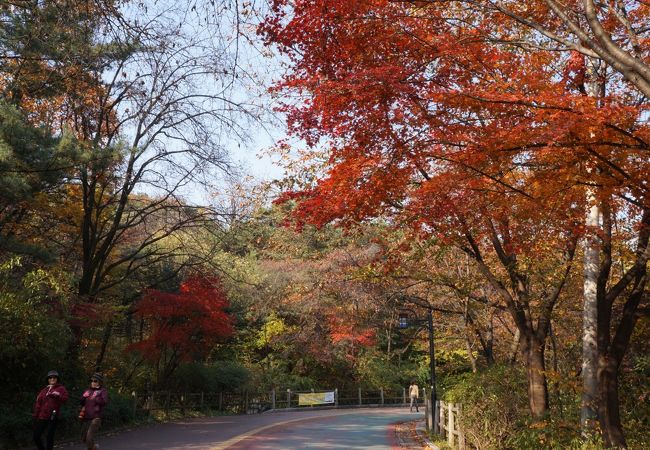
[441,363,649,449]
[443,365,529,450]
[170,361,250,392]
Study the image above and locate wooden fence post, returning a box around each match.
[458,404,466,450]
[271,389,276,409]
[422,387,426,415]
[380,387,384,405]
[425,397,431,432]
[422,387,427,426]
[132,391,137,419]
[447,402,454,446]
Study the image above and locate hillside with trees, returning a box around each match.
[1,0,648,449]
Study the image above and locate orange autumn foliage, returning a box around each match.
[262,0,648,247]
[262,0,650,429]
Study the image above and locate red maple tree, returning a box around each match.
[262,0,649,440]
[129,275,234,382]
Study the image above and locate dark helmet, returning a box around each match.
[47,370,59,379]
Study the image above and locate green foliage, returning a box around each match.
[354,352,403,390]
[619,326,650,449]
[0,258,72,398]
[0,392,37,449]
[442,363,650,449]
[211,362,251,391]
[444,365,529,450]
[436,348,474,374]
[258,369,317,391]
[0,102,78,196]
[0,102,80,258]
[170,362,250,393]
[507,423,606,450]
[245,352,319,392]
[101,391,143,427]
[253,313,296,349]
[0,0,126,100]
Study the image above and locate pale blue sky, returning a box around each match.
[118,0,289,207]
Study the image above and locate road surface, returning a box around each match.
[62,407,424,449]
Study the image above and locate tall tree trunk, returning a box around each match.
[65,323,84,379]
[581,56,605,437]
[94,321,113,372]
[581,187,601,434]
[464,220,567,420]
[386,319,393,357]
[598,242,648,448]
[549,323,562,414]
[463,298,477,371]
[485,311,494,365]
[508,327,521,364]
[465,334,478,373]
[524,334,549,419]
[599,358,626,447]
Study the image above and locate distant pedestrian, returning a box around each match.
[79,373,108,450]
[409,380,419,412]
[33,370,69,450]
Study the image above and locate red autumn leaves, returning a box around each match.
[129,276,234,362]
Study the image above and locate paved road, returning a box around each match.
[62,407,423,450]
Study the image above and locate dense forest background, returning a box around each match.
[1,1,648,449]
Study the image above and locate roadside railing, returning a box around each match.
[132,390,273,417]
[281,387,408,409]
[425,397,466,450]
[131,387,410,417]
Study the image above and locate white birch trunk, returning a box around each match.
[581,186,600,433]
[581,58,603,435]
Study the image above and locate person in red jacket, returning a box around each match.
[33,370,69,450]
[79,372,108,450]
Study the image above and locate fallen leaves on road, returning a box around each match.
[394,420,428,449]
